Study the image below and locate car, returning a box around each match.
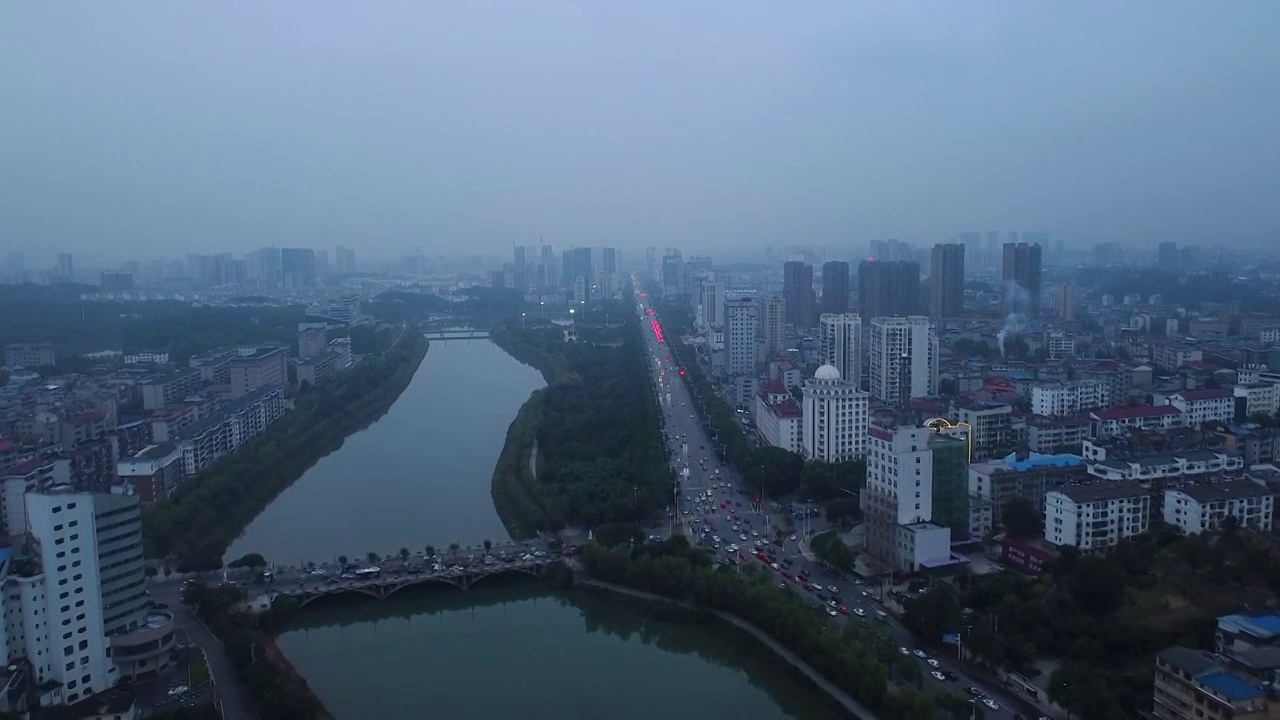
[789,534,797,541]
[898,647,911,656]
[926,658,940,668]
[827,585,838,594]
[963,685,982,697]
[914,649,928,659]
[930,671,946,682]
[853,608,866,617]
[826,608,838,616]
[981,698,1000,711]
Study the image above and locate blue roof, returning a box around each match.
[1002,453,1083,472]
[1199,672,1263,702]
[1218,613,1280,639]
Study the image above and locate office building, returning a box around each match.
[724,297,759,375]
[335,245,357,274]
[698,281,724,331]
[1158,242,1179,271]
[821,261,850,315]
[326,295,360,323]
[857,260,920,320]
[861,424,953,573]
[928,244,965,318]
[1044,482,1151,550]
[280,248,317,288]
[868,316,938,407]
[5,343,57,369]
[229,347,288,399]
[56,252,75,280]
[6,488,173,708]
[801,365,869,462]
[1001,242,1042,315]
[783,261,816,328]
[759,294,786,360]
[298,326,328,360]
[1054,283,1075,321]
[818,313,861,390]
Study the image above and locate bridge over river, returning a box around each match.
[422,329,492,340]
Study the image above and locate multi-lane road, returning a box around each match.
[635,289,1045,720]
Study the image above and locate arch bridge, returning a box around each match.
[281,558,555,608]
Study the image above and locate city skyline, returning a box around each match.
[2,3,1278,262]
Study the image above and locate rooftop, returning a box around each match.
[1090,405,1182,421]
[999,452,1083,472]
[1172,388,1234,401]
[1169,479,1269,503]
[1053,481,1146,503]
[1219,612,1280,641]
[1199,671,1264,702]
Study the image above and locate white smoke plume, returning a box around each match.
[997,281,1032,357]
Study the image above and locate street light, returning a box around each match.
[521,311,526,329]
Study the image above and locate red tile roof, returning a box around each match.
[1090,405,1182,421]
[767,400,803,419]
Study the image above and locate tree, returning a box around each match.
[448,542,460,552]
[366,551,380,567]
[483,539,493,554]
[1069,554,1127,616]
[337,555,348,567]
[810,531,856,570]
[1001,496,1042,537]
[399,547,410,561]
[425,544,436,558]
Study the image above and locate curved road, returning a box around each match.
[635,288,1044,720]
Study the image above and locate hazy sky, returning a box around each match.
[2,2,1278,266]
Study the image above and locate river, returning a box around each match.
[279,579,848,720]
[233,338,844,720]
[227,337,545,565]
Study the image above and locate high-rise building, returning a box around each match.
[1158,242,1178,271]
[928,244,965,319]
[1055,283,1075,322]
[661,251,686,297]
[280,248,317,288]
[1001,242,1042,315]
[801,365,869,462]
[861,424,952,573]
[985,231,999,270]
[818,313,862,390]
[645,246,657,281]
[9,488,169,707]
[759,294,786,360]
[335,246,357,274]
[821,261,850,315]
[698,280,724,331]
[55,252,75,281]
[724,297,759,375]
[782,261,816,328]
[857,260,920,320]
[869,316,938,406]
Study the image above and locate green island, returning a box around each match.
[143,330,429,567]
[489,298,671,539]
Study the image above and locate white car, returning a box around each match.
[853,608,866,617]
[926,658,941,668]
[930,671,946,682]
[981,698,1000,711]
[914,649,928,659]
[898,647,911,656]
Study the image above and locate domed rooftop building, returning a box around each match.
[814,364,842,382]
[802,364,869,463]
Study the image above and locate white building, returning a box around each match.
[818,313,862,391]
[801,365,869,462]
[122,350,170,365]
[1163,480,1275,536]
[868,316,938,407]
[861,424,952,573]
[759,294,786,360]
[1234,382,1279,418]
[724,297,759,375]
[1043,331,1076,360]
[697,280,724,332]
[1030,380,1107,417]
[1044,482,1151,551]
[754,380,803,454]
[1167,389,1235,427]
[1088,405,1184,438]
[5,489,174,709]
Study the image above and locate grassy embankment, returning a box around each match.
[488,323,572,538]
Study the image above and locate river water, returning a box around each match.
[227,338,545,565]
[234,338,844,720]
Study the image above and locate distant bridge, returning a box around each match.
[278,556,557,608]
[423,330,493,340]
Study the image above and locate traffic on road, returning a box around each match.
[635,288,1043,720]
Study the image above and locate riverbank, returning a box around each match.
[579,579,878,720]
[143,330,430,566]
